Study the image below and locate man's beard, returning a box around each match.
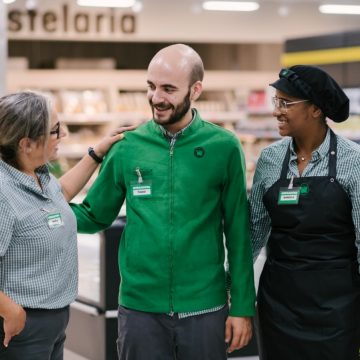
[151,89,191,126]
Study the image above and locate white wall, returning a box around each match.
[5,0,360,43]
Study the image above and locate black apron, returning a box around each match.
[257,130,360,360]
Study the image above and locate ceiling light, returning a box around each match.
[3,0,16,4]
[319,4,360,15]
[77,0,136,8]
[202,1,259,12]
[132,1,142,12]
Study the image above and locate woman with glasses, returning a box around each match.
[0,91,131,359]
[249,65,360,360]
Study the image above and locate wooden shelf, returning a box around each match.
[7,69,279,186]
[7,69,277,92]
[58,144,88,158]
[59,113,114,125]
[59,112,148,125]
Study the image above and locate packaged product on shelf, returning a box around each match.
[59,90,108,114]
[82,90,108,114]
[60,90,83,114]
[116,91,149,114]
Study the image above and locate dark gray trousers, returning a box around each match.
[117,305,228,360]
[0,306,69,360]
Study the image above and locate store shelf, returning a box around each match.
[58,145,89,159]
[59,112,148,125]
[238,129,280,139]
[201,111,247,122]
[59,113,114,125]
[7,68,280,185]
[248,110,273,116]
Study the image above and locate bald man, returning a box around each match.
[71,44,256,360]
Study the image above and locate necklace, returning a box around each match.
[299,156,306,161]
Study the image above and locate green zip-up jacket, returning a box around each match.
[71,110,255,316]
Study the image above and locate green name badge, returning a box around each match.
[278,187,300,205]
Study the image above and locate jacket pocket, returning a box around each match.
[127,167,166,201]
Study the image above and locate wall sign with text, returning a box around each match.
[7,3,136,40]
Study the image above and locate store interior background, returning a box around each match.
[1,0,360,359]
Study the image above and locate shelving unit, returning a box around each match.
[7,68,280,185]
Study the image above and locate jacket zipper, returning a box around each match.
[169,136,176,314]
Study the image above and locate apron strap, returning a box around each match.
[280,144,292,180]
[280,128,338,180]
[328,129,337,178]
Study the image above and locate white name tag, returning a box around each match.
[278,188,300,205]
[47,212,64,228]
[133,185,152,196]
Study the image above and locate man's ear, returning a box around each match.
[191,81,203,102]
[18,137,32,154]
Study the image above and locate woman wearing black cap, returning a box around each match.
[250,65,360,360]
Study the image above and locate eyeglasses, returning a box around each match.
[272,97,309,113]
[49,122,61,139]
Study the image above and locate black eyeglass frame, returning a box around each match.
[49,122,61,139]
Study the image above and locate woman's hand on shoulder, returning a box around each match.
[93,125,137,158]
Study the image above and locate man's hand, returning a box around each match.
[2,301,26,347]
[225,316,252,353]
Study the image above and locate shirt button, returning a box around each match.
[47,199,52,203]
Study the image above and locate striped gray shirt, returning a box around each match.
[249,128,360,272]
[0,160,78,309]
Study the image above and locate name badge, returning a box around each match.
[131,181,152,197]
[47,212,64,228]
[278,187,300,205]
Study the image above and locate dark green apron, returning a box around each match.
[258,130,360,360]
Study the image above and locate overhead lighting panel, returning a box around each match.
[202,1,259,12]
[77,0,136,8]
[319,4,360,15]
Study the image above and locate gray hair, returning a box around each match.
[0,91,52,168]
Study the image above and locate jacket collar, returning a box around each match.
[151,108,203,137]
